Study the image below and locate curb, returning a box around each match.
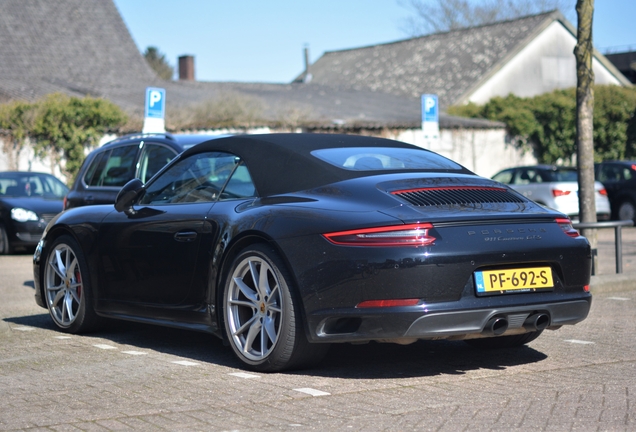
[590,273,636,293]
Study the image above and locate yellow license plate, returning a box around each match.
[475,267,553,294]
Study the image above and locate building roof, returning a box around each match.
[0,0,163,108]
[0,0,504,131]
[299,10,630,108]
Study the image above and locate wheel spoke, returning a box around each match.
[233,314,258,338]
[66,256,78,280]
[243,318,262,354]
[52,249,66,280]
[52,289,65,309]
[46,282,65,292]
[69,286,81,304]
[258,264,271,298]
[233,277,258,303]
[263,315,277,344]
[229,299,257,309]
[64,292,76,322]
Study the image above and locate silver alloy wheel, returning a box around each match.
[226,255,283,362]
[45,243,83,328]
[618,201,636,221]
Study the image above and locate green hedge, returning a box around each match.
[448,85,636,164]
[0,93,126,182]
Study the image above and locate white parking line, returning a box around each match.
[122,351,147,356]
[172,360,199,366]
[293,388,331,397]
[564,339,595,345]
[13,326,34,331]
[54,336,72,339]
[607,297,631,301]
[93,344,117,350]
[229,372,260,379]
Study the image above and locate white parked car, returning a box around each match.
[492,165,610,221]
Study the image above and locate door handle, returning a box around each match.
[174,231,197,242]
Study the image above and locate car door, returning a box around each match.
[96,150,247,310]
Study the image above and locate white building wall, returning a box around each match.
[468,21,623,105]
[394,128,536,178]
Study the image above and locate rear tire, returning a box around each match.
[223,244,329,372]
[43,235,100,333]
[464,330,543,349]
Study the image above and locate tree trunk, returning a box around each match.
[574,0,597,270]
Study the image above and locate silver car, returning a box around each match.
[492,165,610,221]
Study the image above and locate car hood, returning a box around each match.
[1,197,64,215]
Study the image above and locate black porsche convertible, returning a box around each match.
[33,134,592,371]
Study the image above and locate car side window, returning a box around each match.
[221,163,256,200]
[140,151,256,205]
[492,170,513,184]
[85,145,138,187]
[138,144,177,184]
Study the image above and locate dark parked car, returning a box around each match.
[64,132,216,209]
[34,134,592,371]
[594,161,636,221]
[0,171,68,254]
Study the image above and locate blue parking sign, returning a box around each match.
[145,87,165,119]
[421,94,438,123]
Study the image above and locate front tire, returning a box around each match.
[464,330,543,349]
[43,235,100,333]
[223,244,329,372]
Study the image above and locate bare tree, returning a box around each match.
[400,0,575,36]
[574,0,597,265]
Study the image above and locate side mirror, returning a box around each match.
[115,179,144,214]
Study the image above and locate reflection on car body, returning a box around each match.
[34,134,592,371]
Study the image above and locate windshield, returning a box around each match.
[0,173,68,199]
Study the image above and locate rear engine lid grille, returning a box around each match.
[392,186,526,207]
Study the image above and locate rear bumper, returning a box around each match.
[307,295,591,343]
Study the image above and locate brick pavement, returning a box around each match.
[1,230,635,431]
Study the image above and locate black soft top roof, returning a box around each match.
[181,133,467,196]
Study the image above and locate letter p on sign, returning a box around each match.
[145,87,166,119]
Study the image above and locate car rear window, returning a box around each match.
[311,147,463,171]
[546,168,578,182]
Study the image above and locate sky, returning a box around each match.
[112,0,636,83]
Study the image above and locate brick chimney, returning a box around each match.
[178,55,195,81]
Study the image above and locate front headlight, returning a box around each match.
[11,207,39,222]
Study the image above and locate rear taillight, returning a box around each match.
[62,195,68,210]
[598,188,608,196]
[552,189,572,197]
[323,223,435,247]
[555,217,580,238]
